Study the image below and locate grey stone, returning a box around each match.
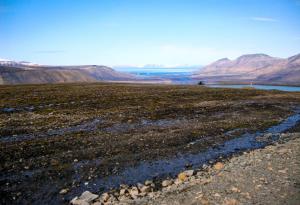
[70,197,89,205]
[79,191,99,203]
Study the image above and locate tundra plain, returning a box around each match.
[1,83,300,204]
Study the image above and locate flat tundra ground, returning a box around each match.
[0,83,300,204]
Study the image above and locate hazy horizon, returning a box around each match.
[1,0,300,67]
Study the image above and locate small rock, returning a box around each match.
[241,192,251,199]
[100,192,110,202]
[224,198,239,205]
[144,180,153,186]
[255,184,262,189]
[119,188,128,196]
[92,202,102,205]
[118,195,130,201]
[71,198,89,205]
[185,163,193,168]
[174,179,183,185]
[183,169,195,177]
[278,169,288,174]
[129,186,139,199]
[162,179,173,187]
[178,172,187,181]
[137,183,144,189]
[79,191,99,203]
[148,192,156,198]
[139,192,147,197]
[59,188,69,194]
[120,184,129,189]
[213,162,224,170]
[106,195,118,203]
[202,164,209,170]
[140,185,151,193]
[231,187,240,193]
[214,193,221,197]
[200,197,210,205]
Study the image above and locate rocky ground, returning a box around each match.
[72,132,300,205]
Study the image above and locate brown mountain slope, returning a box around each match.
[0,64,138,85]
[256,54,300,84]
[193,53,300,85]
[0,67,96,84]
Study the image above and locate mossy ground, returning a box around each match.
[0,83,300,204]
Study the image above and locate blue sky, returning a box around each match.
[1,0,300,66]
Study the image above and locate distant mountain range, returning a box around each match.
[0,60,155,84]
[192,53,300,85]
[2,54,300,85]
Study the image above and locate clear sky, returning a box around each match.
[1,0,300,66]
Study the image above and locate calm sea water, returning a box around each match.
[208,84,300,92]
[130,71,198,84]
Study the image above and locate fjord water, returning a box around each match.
[129,70,300,91]
[131,71,198,84]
